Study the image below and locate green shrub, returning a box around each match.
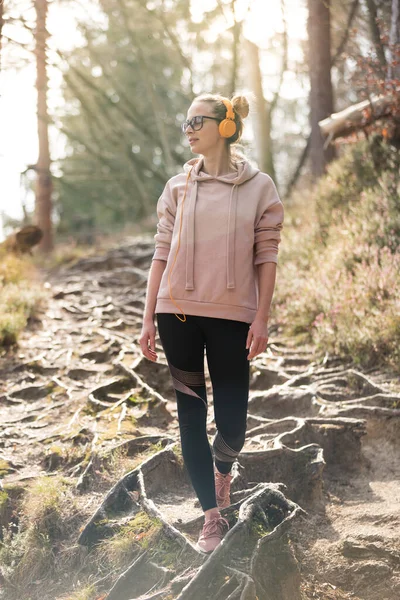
[276,138,400,372]
[0,476,75,593]
[0,253,46,346]
[313,136,400,243]
[96,511,162,569]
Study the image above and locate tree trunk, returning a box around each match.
[365,0,387,71]
[319,90,399,140]
[34,0,53,253]
[388,0,400,80]
[0,1,4,73]
[244,40,276,179]
[307,0,336,178]
[229,0,241,97]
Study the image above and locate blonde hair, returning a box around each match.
[192,92,250,160]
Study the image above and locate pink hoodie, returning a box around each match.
[151,156,284,323]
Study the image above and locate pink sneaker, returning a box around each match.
[215,469,233,509]
[197,515,229,553]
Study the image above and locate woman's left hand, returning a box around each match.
[246,316,269,360]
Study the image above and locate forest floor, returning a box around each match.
[0,235,399,600]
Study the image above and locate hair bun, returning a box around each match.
[231,95,250,119]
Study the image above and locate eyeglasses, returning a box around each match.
[181,115,221,133]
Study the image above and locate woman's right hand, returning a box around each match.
[139,318,158,362]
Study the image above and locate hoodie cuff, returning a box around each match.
[254,254,278,265]
[152,247,169,261]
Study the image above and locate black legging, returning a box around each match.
[156,313,250,511]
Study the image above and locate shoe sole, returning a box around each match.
[196,542,220,554]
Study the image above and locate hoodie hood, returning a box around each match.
[183,156,260,185]
[182,156,260,291]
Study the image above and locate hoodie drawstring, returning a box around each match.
[185,179,197,291]
[226,184,238,289]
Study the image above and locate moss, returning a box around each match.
[148,441,164,454]
[92,517,109,528]
[249,508,275,539]
[0,459,11,476]
[147,534,182,568]
[128,394,147,405]
[172,443,184,466]
[250,519,270,538]
[58,583,98,600]
[0,490,9,525]
[129,512,162,544]
[250,514,271,539]
[97,511,184,571]
[2,482,26,500]
[96,511,162,569]
[49,444,64,456]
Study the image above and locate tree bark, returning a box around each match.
[0,1,4,75]
[388,0,400,80]
[319,90,399,140]
[244,40,275,179]
[34,0,53,253]
[307,0,336,178]
[286,0,359,196]
[365,0,387,71]
[229,0,240,97]
[332,0,360,64]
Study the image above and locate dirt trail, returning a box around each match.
[0,236,399,600]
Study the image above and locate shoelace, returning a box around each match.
[200,516,228,538]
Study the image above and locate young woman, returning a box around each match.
[140,93,284,553]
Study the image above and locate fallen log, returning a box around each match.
[319,89,400,142]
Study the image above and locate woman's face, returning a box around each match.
[184,101,223,155]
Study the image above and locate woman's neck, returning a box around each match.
[201,149,236,177]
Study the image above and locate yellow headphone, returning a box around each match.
[168,99,237,322]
